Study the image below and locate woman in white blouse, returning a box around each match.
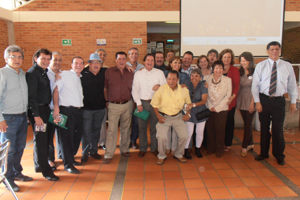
[204,60,232,158]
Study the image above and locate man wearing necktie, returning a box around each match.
[252,41,298,165]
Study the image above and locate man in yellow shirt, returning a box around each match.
[151,70,191,165]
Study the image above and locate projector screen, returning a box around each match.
[180,0,285,57]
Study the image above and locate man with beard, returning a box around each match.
[154,51,167,71]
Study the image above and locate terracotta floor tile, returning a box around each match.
[228,187,255,198]
[286,160,300,168]
[87,191,111,200]
[269,186,298,197]
[223,155,242,163]
[71,181,93,191]
[277,167,300,176]
[259,176,285,186]
[222,177,245,187]
[287,175,300,185]
[216,169,238,178]
[144,158,160,165]
[164,179,185,189]
[234,169,256,177]
[144,164,162,171]
[163,171,182,179]
[207,188,232,199]
[127,164,144,172]
[183,179,205,188]
[181,170,201,179]
[100,164,119,172]
[28,181,54,192]
[241,177,266,187]
[91,181,114,191]
[58,173,79,182]
[82,164,101,172]
[244,161,266,169]
[14,180,36,192]
[42,191,68,200]
[162,164,179,171]
[166,189,188,200]
[228,162,248,169]
[76,172,98,182]
[49,182,73,192]
[64,191,89,200]
[207,156,226,163]
[178,163,198,171]
[122,190,143,200]
[196,163,214,170]
[95,172,116,181]
[193,156,210,163]
[145,180,164,190]
[18,192,45,200]
[128,158,145,165]
[124,180,144,190]
[251,168,275,177]
[203,178,225,188]
[145,189,166,200]
[125,171,144,180]
[199,170,220,178]
[212,162,231,170]
[187,188,211,200]
[249,186,277,198]
[144,171,163,180]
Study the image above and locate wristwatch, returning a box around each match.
[193,103,196,107]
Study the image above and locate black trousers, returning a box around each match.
[57,106,83,168]
[47,122,61,162]
[28,105,53,177]
[259,93,285,160]
[225,107,236,147]
[240,110,255,148]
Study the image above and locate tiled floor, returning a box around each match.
[1,126,300,199]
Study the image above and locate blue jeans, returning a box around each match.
[130,115,139,142]
[0,113,27,182]
[82,109,105,156]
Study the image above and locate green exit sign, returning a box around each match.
[132,38,142,45]
[62,39,72,46]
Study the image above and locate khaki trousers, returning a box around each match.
[156,113,188,159]
[104,100,133,159]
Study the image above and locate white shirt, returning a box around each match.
[47,66,61,109]
[132,68,167,106]
[252,58,298,103]
[54,70,83,107]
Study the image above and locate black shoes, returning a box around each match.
[81,155,89,163]
[44,174,60,181]
[129,141,138,149]
[15,174,33,182]
[90,153,102,160]
[5,181,20,192]
[195,147,203,158]
[277,159,285,165]
[184,149,192,159]
[255,154,269,161]
[98,145,106,150]
[73,161,82,166]
[65,166,80,174]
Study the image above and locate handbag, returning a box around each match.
[195,109,211,121]
[133,107,150,121]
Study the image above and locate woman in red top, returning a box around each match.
[219,49,240,151]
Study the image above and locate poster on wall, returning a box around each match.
[97,39,107,46]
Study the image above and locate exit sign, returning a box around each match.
[62,39,72,46]
[132,38,142,45]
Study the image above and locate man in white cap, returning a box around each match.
[81,53,107,163]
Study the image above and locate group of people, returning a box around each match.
[0,41,298,192]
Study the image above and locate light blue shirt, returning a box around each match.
[126,61,144,73]
[0,65,28,121]
[252,58,298,103]
[181,66,194,76]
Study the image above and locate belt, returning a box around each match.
[60,105,81,109]
[141,99,151,102]
[38,103,49,106]
[260,93,284,100]
[6,112,26,116]
[109,100,129,104]
[159,111,181,117]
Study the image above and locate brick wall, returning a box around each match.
[282,26,300,63]
[286,0,300,11]
[0,20,8,68]
[14,22,147,71]
[16,0,180,11]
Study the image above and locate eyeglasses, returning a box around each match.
[8,55,23,60]
[90,61,101,64]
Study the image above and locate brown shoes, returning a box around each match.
[103,158,112,164]
[173,156,187,163]
[157,158,166,165]
[138,151,146,157]
[151,150,159,156]
[121,152,131,157]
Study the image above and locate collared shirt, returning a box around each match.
[0,65,28,121]
[151,84,191,115]
[126,61,144,73]
[181,65,194,76]
[252,58,298,103]
[132,68,167,106]
[81,67,106,110]
[54,70,83,107]
[26,63,51,117]
[154,63,167,71]
[47,66,61,110]
[105,66,134,102]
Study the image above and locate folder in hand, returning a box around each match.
[133,107,150,121]
[48,111,68,129]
